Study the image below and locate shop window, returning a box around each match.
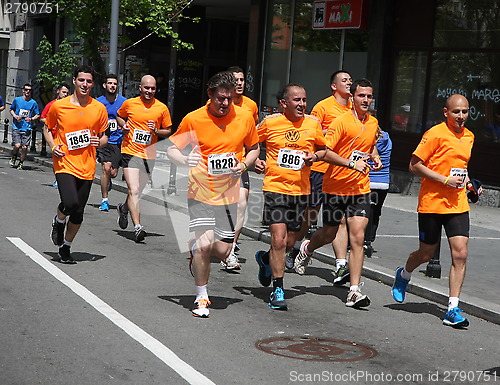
[434,0,500,50]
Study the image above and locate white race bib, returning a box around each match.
[108,119,118,132]
[350,150,369,162]
[19,109,30,118]
[65,129,91,151]
[133,129,152,145]
[277,148,304,170]
[208,152,236,175]
[450,168,468,189]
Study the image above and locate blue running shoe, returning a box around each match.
[269,287,287,310]
[99,201,109,212]
[52,180,58,188]
[255,250,271,287]
[443,307,469,328]
[392,267,409,303]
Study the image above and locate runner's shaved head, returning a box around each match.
[446,94,468,109]
[141,75,156,86]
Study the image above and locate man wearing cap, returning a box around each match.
[391,93,482,328]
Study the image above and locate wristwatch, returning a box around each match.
[348,160,356,169]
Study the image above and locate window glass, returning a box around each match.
[434,0,500,49]
[428,51,500,142]
[390,51,428,133]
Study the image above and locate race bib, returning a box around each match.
[450,168,468,189]
[350,150,369,162]
[19,109,30,118]
[208,152,236,175]
[133,129,152,145]
[65,129,91,151]
[277,148,304,170]
[108,119,118,132]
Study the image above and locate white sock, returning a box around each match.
[336,259,347,269]
[63,240,72,247]
[55,216,65,224]
[350,285,359,292]
[196,285,208,300]
[448,297,459,311]
[102,198,108,203]
[134,224,142,231]
[401,268,412,281]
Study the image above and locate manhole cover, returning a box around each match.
[255,336,378,362]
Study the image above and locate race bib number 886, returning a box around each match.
[277,149,305,170]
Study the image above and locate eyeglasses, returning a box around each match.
[23,89,32,92]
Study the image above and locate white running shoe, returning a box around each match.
[294,240,312,275]
[346,282,370,308]
[220,248,241,270]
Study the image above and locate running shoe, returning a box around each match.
[220,249,241,270]
[51,216,65,246]
[134,225,146,243]
[16,162,24,170]
[294,240,312,275]
[346,283,370,308]
[188,238,196,277]
[9,157,16,167]
[285,248,299,270]
[363,242,374,258]
[333,264,350,286]
[255,250,271,287]
[269,287,287,310]
[391,267,409,303]
[443,307,469,328]
[117,203,129,229]
[52,180,58,188]
[192,298,211,318]
[234,242,241,254]
[58,245,76,264]
[99,201,109,212]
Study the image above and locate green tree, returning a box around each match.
[36,35,77,92]
[55,0,196,79]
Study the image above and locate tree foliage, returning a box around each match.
[55,0,196,78]
[35,35,77,91]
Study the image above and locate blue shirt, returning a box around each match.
[369,131,392,185]
[97,94,127,145]
[0,96,4,108]
[10,97,40,132]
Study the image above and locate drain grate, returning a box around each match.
[255,336,378,362]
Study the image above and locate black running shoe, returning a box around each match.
[134,225,146,243]
[51,216,65,246]
[117,203,129,229]
[255,250,272,287]
[58,245,76,264]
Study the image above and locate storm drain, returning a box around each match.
[255,336,378,362]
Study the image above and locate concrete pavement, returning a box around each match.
[4,137,500,326]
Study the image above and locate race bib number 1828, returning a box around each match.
[208,152,236,175]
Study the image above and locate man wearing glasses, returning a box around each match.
[9,84,40,169]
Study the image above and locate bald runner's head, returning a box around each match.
[140,75,157,102]
[444,94,469,132]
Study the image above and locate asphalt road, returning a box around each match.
[1,152,500,385]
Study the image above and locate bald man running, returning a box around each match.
[391,94,482,328]
[116,75,172,242]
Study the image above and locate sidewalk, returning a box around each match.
[5,139,500,325]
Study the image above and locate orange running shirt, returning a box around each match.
[413,122,474,214]
[118,97,172,159]
[258,113,326,195]
[170,103,258,206]
[234,95,259,123]
[46,96,108,180]
[310,95,351,173]
[323,111,378,196]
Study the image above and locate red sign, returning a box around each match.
[312,0,365,30]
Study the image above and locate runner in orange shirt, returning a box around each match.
[296,78,382,308]
[167,71,260,318]
[254,83,326,311]
[116,75,172,243]
[287,71,353,281]
[392,94,481,328]
[219,66,260,270]
[44,65,108,264]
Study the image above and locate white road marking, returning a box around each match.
[7,237,215,385]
